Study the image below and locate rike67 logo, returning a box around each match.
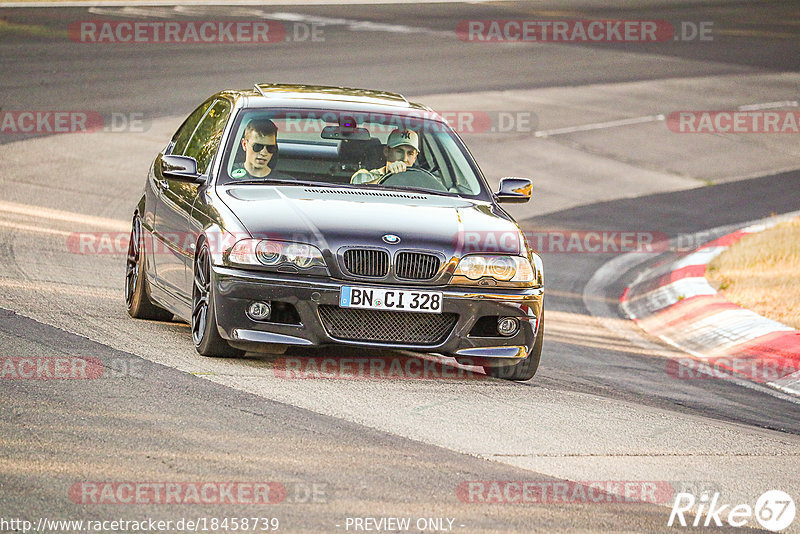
[669,490,795,531]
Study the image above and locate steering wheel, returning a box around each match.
[378,167,448,192]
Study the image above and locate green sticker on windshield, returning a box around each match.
[231,168,246,178]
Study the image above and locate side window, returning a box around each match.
[183,100,231,175]
[170,99,214,155]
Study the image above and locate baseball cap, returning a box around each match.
[386,129,419,150]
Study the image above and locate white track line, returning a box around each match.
[534,100,800,138]
[0,200,129,231]
[534,114,665,138]
[737,100,798,111]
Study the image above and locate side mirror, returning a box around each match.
[495,177,533,203]
[159,154,205,184]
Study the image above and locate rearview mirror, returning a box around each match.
[159,154,205,184]
[495,177,533,203]
[321,125,371,141]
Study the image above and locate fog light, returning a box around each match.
[247,301,272,321]
[497,317,519,336]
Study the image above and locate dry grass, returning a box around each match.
[0,19,67,39]
[706,218,800,329]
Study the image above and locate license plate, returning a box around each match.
[339,286,442,314]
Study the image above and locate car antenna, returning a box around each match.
[253,84,267,97]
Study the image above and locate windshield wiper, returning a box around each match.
[371,184,455,197]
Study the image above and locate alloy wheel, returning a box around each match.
[124,218,141,308]
[192,246,210,346]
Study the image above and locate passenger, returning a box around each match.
[351,129,419,185]
[231,119,280,179]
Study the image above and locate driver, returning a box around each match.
[350,129,419,185]
[231,119,281,180]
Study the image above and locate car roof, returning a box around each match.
[223,83,441,118]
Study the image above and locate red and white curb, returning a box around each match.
[620,215,800,397]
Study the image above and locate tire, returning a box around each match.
[191,242,245,358]
[125,216,174,321]
[483,313,544,381]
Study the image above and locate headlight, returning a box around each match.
[255,241,282,265]
[283,243,318,269]
[453,255,535,284]
[456,256,488,279]
[228,239,326,271]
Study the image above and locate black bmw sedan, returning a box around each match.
[125,84,544,380]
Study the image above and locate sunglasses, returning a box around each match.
[250,142,278,154]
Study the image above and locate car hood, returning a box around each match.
[220,185,524,257]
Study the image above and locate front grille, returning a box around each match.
[343,249,389,277]
[395,252,441,280]
[318,306,457,345]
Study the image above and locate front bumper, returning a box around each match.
[212,265,543,359]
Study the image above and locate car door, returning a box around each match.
[161,98,232,303]
[151,98,214,301]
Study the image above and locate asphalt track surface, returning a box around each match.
[1,2,800,533]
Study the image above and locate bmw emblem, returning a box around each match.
[382,234,401,244]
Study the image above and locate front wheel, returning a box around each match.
[192,242,244,358]
[483,314,544,381]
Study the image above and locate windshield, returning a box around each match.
[218,108,489,199]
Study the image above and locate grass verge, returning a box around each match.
[706,217,800,329]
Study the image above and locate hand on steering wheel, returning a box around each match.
[377,167,447,191]
[383,161,408,175]
[378,166,437,183]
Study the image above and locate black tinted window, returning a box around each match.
[170,99,214,156]
[184,100,231,174]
